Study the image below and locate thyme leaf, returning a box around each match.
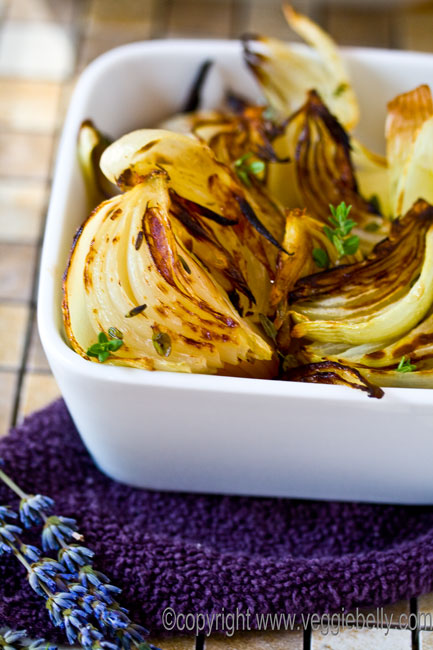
[324,202,359,258]
[234,153,265,187]
[396,356,416,373]
[152,331,172,357]
[312,247,330,269]
[86,331,123,363]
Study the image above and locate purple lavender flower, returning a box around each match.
[78,565,110,588]
[0,506,18,521]
[93,583,122,605]
[0,628,27,646]
[42,516,78,551]
[46,592,79,626]
[59,545,94,573]
[0,523,22,546]
[0,469,163,650]
[28,639,58,650]
[28,559,65,597]
[62,609,89,644]
[19,495,54,528]
[116,623,150,650]
[100,607,130,630]
[78,624,118,650]
[20,544,41,562]
[0,540,13,555]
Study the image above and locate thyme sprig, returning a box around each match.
[234,152,265,187]
[0,463,161,650]
[312,202,359,267]
[396,356,416,373]
[86,332,123,363]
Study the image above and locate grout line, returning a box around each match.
[411,598,420,650]
[303,620,311,650]
[196,634,205,650]
[230,0,250,40]
[150,0,172,39]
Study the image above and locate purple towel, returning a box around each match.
[1,399,433,638]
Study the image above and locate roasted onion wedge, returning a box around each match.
[289,201,433,387]
[386,85,433,216]
[162,104,287,166]
[243,6,359,130]
[100,128,291,316]
[77,120,115,209]
[285,91,388,254]
[63,172,275,376]
[269,207,361,325]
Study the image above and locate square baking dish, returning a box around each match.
[38,39,433,504]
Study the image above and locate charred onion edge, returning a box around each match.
[235,195,292,255]
[289,200,433,303]
[281,361,384,399]
[170,190,239,226]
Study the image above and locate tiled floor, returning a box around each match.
[1,0,433,647]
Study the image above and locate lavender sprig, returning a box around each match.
[20,495,54,528]
[42,516,80,551]
[0,463,162,650]
[0,630,56,650]
[0,629,27,649]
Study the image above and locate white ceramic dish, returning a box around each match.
[38,40,433,504]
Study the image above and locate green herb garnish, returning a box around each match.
[87,331,123,363]
[364,221,380,233]
[396,356,416,373]
[333,82,348,98]
[259,313,277,342]
[323,202,359,258]
[234,153,266,187]
[312,247,330,269]
[108,326,123,340]
[179,255,191,274]
[152,331,172,357]
[125,304,147,318]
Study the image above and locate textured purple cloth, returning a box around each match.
[1,399,433,637]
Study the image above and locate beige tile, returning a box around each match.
[207,630,303,649]
[27,318,50,372]
[417,592,433,628]
[0,243,37,301]
[58,76,78,118]
[243,0,307,41]
[311,627,411,649]
[167,0,232,38]
[0,132,53,179]
[421,631,433,648]
[0,303,28,369]
[7,0,76,22]
[148,638,195,650]
[0,80,61,133]
[0,179,46,243]
[398,6,433,52]
[78,29,151,70]
[19,371,60,418]
[0,21,75,81]
[0,371,17,435]
[326,7,391,48]
[85,0,154,37]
